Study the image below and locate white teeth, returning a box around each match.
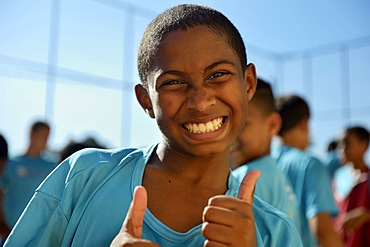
[206,122,214,132]
[199,124,206,133]
[184,117,224,134]
[193,124,199,132]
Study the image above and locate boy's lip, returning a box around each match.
[182,116,227,135]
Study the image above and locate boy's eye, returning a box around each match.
[160,80,185,88]
[208,71,229,80]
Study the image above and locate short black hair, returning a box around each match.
[0,134,8,160]
[59,137,106,161]
[252,78,276,116]
[275,95,310,135]
[31,121,50,133]
[138,4,247,88]
[327,139,338,152]
[345,126,370,149]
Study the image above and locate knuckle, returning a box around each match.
[201,222,212,236]
[203,206,216,221]
[203,239,210,247]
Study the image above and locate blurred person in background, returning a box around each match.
[231,78,301,234]
[0,121,57,228]
[59,136,106,162]
[333,126,370,247]
[0,135,9,175]
[0,134,11,245]
[272,94,343,247]
[323,139,343,179]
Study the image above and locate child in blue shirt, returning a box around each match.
[272,94,343,247]
[5,4,301,246]
[1,121,56,227]
[231,79,301,233]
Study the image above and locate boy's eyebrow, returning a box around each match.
[205,60,237,71]
[157,69,184,78]
[157,60,237,78]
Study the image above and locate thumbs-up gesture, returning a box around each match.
[110,186,160,247]
[202,170,260,246]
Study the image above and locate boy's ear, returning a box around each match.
[134,84,155,118]
[268,112,282,137]
[244,63,257,101]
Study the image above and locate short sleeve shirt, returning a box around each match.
[233,155,301,233]
[271,145,338,247]
[5,145,302,247]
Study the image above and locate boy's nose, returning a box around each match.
[186,87,216,112]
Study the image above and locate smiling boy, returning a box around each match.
[4,4,301,246]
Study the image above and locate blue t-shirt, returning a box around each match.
[232,155,301,233]
[322,150,342,179]
[271,145,338,247]
[1,154,57,226]
[5,145,302,247]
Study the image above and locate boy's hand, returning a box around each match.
[202,170,260,246]
[110,186,160,247]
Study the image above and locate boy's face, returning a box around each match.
[139,26,256,157]
[339,132,366,164]
[31,127,50,151]
[230,102,272,168]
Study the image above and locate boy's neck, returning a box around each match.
[142,146,231,232]
[351,159,368,172]
[25,146,42,157]
[281,129,306,151]
[153,145,230,190]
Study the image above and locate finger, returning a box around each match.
[202,217,253,246]
[110,234,160,247]
[202,221,230,244]
[204,239,225,247]
[121,186,148,239]
[237,170,260,204]
[203,204,247,225]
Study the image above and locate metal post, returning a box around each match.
[340,45,351,123]
[274,58,285,95]
[303,52,313,104]
[120,8,135,147]
[45,0,61,122]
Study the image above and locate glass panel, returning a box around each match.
[310,119,344,159]
[0,77,47,155]
[283,60,305,96]
[53,81,122,151]
[0,0,50,63]
[312,53,341,112]
[349,46,370,109]
[58,0,124,79]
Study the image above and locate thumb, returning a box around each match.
[121,186,148,239]
[237,170,260,204]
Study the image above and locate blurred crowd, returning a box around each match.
[229,78,370,247]
[0,121,106,244]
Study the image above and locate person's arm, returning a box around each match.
[340,207,370,236]
[309,212,344,247]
